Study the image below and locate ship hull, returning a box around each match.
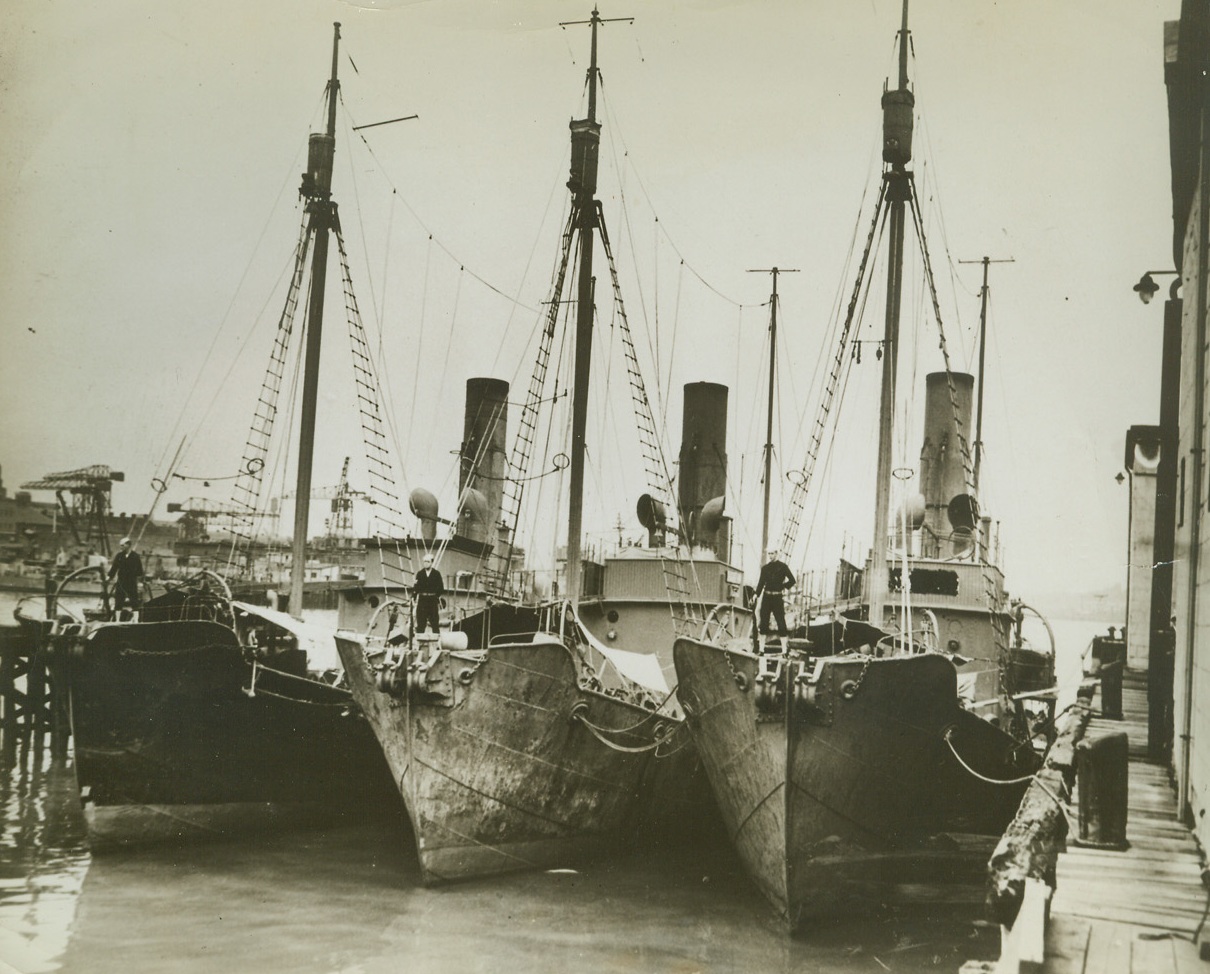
[65,619,396,848]
[336,633,700,883]
[673,637,1036,931]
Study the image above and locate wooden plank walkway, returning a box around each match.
[1042,669,1207,973]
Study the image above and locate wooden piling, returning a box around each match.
[986,685,1094,926]
[0,621,70,751]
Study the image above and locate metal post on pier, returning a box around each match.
[1075,731,1130,850]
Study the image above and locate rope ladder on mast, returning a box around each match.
[227,214,313,569]
[486,208,579,598]
[332,218,412,590]
[778,179,889,564]
[595,201,703,637]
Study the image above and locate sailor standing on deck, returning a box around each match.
[413,554,445,635]
[755,548,795,653]
[108,537,144,618]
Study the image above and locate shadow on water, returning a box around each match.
[0,731,999,973]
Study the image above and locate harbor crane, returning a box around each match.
[21,464,124,555]
[281,457,368,540]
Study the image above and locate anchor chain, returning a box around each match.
[840,658,871,699]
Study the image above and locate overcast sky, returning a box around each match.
[0,0,1177,600]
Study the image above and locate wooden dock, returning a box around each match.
[969,667,1203,974]
[1038,667,1207,972]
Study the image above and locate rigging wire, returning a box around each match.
[349,122,540,315]
[776,157,880,561]
[778,177,890,570]
[331,98,422,508]
[149,108,319,493]
[915,106,974,366]
[597,77,753,312]
[518,244,579,576]
[488,157,573,381]
[427,267,466,462]
[378,189,397,361]
[595,299,623,520]
[790,212,888,578]
[223,213,313,568]
[407,235,433,466]
[339,101,385,336]
[600,84,667,436]
[160,223,305,496]
[658,261,685,434]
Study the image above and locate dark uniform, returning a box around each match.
[413,564,445,634]
[109,546,145,612]
[755,557,795,643]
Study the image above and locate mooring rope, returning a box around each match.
[942,727,1036,786]
[571,711,674,754]
[243,686,351,708]
[118,643,230,658]
[242,658,349,706]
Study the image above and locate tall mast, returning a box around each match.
[289,22,341,616]
[749,266,799,560]
[560,6,630,605]
[959,255,1014,494]
[868,0,912,625]
[974,257,989,492]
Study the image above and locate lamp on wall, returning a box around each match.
[1132,270,1179,304]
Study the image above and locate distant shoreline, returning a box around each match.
[1028,597,1125,626]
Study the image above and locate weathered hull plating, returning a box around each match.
[66,619,396,848]
[335,634,703,883]
[673,637,1037,931]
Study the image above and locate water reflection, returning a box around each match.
[0,726,999,973]
[0,735,90,973]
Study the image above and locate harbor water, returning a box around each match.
[0,611,1109,973]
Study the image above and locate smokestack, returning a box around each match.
[459,378,509,545]
[918,372,975,556]
[678,382,728,558]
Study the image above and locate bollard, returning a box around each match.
[1090,636,1126,719]
[1075,731,1129,849]
[1099,656,1124,720]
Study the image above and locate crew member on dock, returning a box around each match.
[108,537,144,617]
[755,548,795,653]
[413,554,444,635]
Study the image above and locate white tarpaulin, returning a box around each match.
[232,601,342,672]
[578,625,670,696]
